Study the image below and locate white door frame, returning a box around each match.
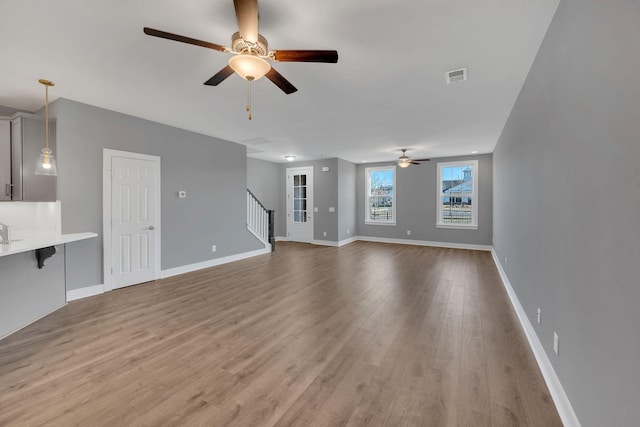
[286,166,314,243]
[103,149,161,292]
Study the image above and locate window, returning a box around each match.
[437,160,478,229]
[292,173,308,223]
[365,166,396,225]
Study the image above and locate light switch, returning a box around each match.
[322,166,330,172]
[314,207,319,212]
[178,190,187,198]
[329,207,335,212]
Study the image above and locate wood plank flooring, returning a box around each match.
[0,242,562,426]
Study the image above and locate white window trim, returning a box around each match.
[365,165,397,226]
[436,159,478,230]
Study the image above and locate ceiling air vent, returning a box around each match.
[446,68,467,84]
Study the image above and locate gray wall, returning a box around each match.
[337,159,356,241]
[356,154,492,245]
[492,0,640,425]
[247,157,282,236]
[50,98,262,291]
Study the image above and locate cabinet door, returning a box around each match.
[0,119,10,200]
[10,117,23,200]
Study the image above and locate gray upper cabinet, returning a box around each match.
[0,119,10,201]
[0,113,57,202]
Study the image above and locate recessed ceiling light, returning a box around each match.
[284,155,296,161]
[471,150,479,154]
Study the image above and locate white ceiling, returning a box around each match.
[0,0,559,164]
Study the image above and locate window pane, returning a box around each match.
[294,211,301,222]
[442,165,473,195]
[294,199,307,210]
[441,196,472,224]
[369,196,393,221]
[300,175,306,186]
[369,170,394,196]
[294,175,300,186]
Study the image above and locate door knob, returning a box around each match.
[148,226,155,230]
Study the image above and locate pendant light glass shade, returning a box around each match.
[35,79,57,176]
[35,147,57,175]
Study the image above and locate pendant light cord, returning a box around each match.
[45,84,49,151]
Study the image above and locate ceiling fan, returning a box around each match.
[396,149,430,168]
[143,0,338,103]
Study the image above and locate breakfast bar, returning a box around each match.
[0,232,97,340]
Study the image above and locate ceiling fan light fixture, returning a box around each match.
[398,160,411,168]
[228,54,271,81]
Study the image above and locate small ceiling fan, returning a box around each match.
[396,149,430,168]
[143,0,338,99]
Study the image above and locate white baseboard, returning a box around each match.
[278,235,487,250]
[312,239,338,247]
[66,284,105,302]
[490,249,580,427]
[338,236,357,247]
[160,247,271,279]
[355,235,492,251]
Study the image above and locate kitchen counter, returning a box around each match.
[0,232,97,257]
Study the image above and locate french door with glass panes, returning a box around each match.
[286,167,314,242]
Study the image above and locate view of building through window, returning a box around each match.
[366,166,395,224]
[438,161,477,227]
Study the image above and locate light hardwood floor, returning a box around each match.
[0,242,561,426]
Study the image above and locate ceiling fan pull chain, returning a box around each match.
[247,79,252,120]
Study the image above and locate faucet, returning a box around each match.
[0,222,10,244]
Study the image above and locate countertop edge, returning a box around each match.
[0,232,98,257]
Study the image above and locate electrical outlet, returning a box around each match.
[406,230,411,236]
[537,308,541,325]
[211,245,217,252]
[323,231,327,237]
[505,257,508,267]
[347,228,350,235]
[553,332,559,355]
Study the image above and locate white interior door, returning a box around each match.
[111,155,158,289]
[286,167,314,242]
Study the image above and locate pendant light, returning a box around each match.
[35,79,57,176]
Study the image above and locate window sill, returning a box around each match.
[436,224,478,230]
[365,221,396,226]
